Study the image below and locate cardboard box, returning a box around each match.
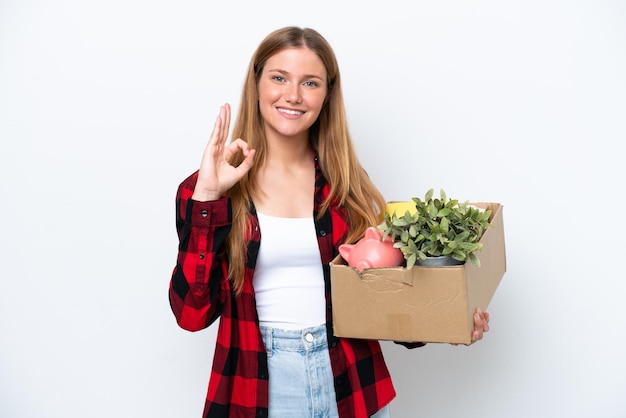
[330,202,506,345]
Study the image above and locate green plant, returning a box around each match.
[379,189,492,269]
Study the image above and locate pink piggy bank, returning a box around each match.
[339,227,404,272]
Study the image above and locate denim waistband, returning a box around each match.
[260,324,328,351]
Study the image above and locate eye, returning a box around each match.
[272,75,286,82]
[304,80,319,88]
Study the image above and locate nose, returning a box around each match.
[285,83,302,104]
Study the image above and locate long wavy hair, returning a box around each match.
[226,26,386,294]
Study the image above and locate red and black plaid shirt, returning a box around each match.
[169,159,397,418]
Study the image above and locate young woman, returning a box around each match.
[169,26,489,418]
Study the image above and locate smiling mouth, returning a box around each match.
[277,107,304,116]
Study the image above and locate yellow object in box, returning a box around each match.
[385,201,416,217]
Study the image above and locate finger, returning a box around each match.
[236,148,256,174]
[220,103,231,142]
[475,309,490,332]
[471,309,484,344]
[474,308,484,329]
[225,141,256,176]
[223,138,249,163]
[203,110,224,159]
[483,312,490,332]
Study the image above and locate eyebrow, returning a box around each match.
[267,68,326,82]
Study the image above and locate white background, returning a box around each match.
[1,1,625,417]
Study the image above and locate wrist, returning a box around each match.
[192,190,222,202]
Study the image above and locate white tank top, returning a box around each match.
[253,212,326,330]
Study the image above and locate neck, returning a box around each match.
[264,135,311,168]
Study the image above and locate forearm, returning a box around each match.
[169,193,232,331]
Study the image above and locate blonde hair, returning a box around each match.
[226,26,386,294]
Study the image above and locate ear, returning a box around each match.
[364,227,381,240]
[338,244,354,262]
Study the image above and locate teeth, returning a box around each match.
[278,108,303,115]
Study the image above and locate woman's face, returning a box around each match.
[257,47,328,142]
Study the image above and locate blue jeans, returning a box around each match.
[260,324,391,418]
